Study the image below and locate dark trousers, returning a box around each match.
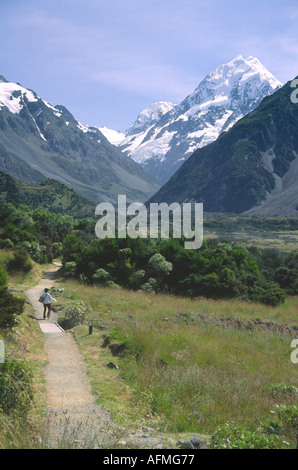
[43,303,51,319]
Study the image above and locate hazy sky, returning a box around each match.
[1,0,297,131]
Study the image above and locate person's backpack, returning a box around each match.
[38,294,45,303]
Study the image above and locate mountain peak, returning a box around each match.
[149,78,298,215]
[225,54,245,65]
[115,56,282,183]
[205,55,282,88]
[126,101,176,136]
[0,74,161,204]
[183,55,282,114]
[0,80,38,114]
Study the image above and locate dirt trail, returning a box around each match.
[25,264,207,449]
[25,263,115,448]
[26,263,94,408]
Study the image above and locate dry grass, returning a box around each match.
[56,280,298,435]
[61,279,298,326]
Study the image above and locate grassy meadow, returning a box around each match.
[55,278,298,445]
[1,214,297,448]
[203,215,298,253]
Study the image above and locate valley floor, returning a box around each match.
[24,264,209,449]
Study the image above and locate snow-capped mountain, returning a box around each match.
[149,76,298,215]
[100,101,176,153]
[126,101,176,136]
[0,74,160,203]
[109,56,282,183]
[97,126,126,146]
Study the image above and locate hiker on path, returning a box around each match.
[42,288,57,319]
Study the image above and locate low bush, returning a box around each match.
[0,356,33,417]
[62,261,77,279]
[210,422,288,449]
[0,264,24,328]
[0,239,14,249]
[7,249,33,273]
[59,300,90,330]
[16,241,47,264]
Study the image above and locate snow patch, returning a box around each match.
[76,121,89,133]
[130,131,177,164]
[0,82,37,114]
[97,126,125,145]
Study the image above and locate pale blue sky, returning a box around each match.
[0,0,297,131]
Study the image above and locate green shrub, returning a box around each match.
[141,278,158,293]
[17,241,47,264]
[92,268,110,285]
[52,242,63,258]
[7,249,33,273]
[268,383,298,396]
[273,405,298,447]
[0,357,33,416]
[0,239,14,249]
[104,280,121,289]
[0,264,24,328]
[59,300,90,330]
[62,261,77,279]
[148,253,173,278]
[210,422,288,449]
[128,270,145,290]
[261,405,298,448]
[249,281,285,306]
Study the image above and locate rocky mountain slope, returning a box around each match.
[0,75,160,204]
[148,77,298,215]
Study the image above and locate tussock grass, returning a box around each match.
[57,281,298,437]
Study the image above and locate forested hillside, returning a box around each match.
[0,171,95,218]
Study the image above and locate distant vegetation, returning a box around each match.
[1,201,298,306]
[204,214,298,232]
[62,235,289,306]
[0,171,95,218]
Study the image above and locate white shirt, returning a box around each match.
[42,292,56,304]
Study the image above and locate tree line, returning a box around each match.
[1,202,298,307]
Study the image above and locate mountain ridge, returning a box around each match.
[0,76,160,204]
[148,77,298,215]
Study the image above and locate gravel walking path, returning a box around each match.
[25,264,208,449]
[25,264,117,448]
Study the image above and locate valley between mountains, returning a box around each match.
[0,54,297,450]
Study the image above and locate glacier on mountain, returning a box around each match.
[104,55,283,183]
